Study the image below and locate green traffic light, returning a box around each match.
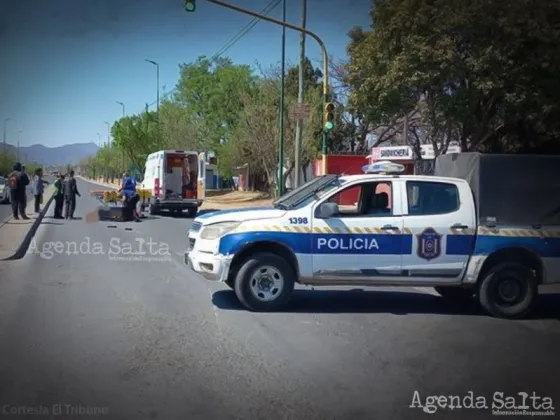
[185,1,196,11]
[324,121,334,131]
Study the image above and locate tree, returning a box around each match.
[174,57,257,149]
[347,0,560,154]
[0,150,16,176]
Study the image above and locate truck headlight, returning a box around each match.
[199,221,241,240]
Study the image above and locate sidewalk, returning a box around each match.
[79,177,272,209]
[0,185,55,260]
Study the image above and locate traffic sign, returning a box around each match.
[290,103,310,120]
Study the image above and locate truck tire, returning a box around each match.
[148,202,158,216]
[434,287,474,301]
[478,262,538,319]
[187,208,197,218]
[234,252,295,312]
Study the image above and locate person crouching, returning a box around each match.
[119,176,140,222]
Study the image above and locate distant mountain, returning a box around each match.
[0,142,99,166]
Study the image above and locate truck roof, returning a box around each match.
[339,173,469,184]
[147,150,198,156]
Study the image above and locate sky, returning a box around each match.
[0,0,371,148]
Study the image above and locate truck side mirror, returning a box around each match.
[316,202,338,219]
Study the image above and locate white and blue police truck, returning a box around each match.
[185,153,560,319]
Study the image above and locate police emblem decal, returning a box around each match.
[416,228,442,261]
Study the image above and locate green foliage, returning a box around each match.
[0,150,42,176]
[86,55,338,191]
[0,150,16,176]
[347,0,560,153]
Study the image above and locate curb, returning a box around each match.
[1,193,56,261]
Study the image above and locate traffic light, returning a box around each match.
[184,0,196,12]
[324,102,335,131]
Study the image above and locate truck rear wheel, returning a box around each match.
[234,252,295,311]
[434,287,474,301]
[478,262,537,319]
[187,207,197,218]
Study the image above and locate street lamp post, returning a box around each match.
[145,59,160,122]
[116,101,125,117]
[115,101,125,172]
[3,118,10,154]
[104,121,111,147]
[17,130,22,162]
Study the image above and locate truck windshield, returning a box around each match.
[273,175,341,210]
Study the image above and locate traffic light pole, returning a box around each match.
[203,0,330,175]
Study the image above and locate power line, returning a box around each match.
[139,0,281,113]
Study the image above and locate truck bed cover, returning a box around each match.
[434,152,560,226]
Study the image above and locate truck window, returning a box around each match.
[327,182,393,217]
[406,181,459,215]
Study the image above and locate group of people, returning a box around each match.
[7,163,140,222]
[52,171,81,220]
[7,162,50,220]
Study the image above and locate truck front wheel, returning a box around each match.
[478,262,538,319]
[234,252,295,312]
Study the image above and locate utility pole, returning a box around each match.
[202,0,330,174]
[278,0,286,197]
[294,0,307,188]
[3,118,10,155]
[403,112,409,145]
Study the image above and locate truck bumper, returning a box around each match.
[151,198,203,210]
[184,250,233,282]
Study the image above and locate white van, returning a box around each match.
[140,150,206,217]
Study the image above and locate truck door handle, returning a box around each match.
[451,224,469,229]
[381,225,398,230]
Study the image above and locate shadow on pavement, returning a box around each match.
[41,221,64,226]
[211,289,560,320]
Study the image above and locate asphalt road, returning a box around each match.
[0,177,559,420]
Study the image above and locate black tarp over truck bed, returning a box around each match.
[434,152,560,226]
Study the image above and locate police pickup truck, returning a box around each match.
[185,154,560,319]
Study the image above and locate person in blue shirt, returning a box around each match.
[119,173,140,222]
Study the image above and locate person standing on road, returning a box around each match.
[7,162,29,220]
[20,165,30,214]
[63,170,81,220]
[53,174,65,219]
[31,168,49,213]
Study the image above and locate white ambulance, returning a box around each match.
[141,150,206,217]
